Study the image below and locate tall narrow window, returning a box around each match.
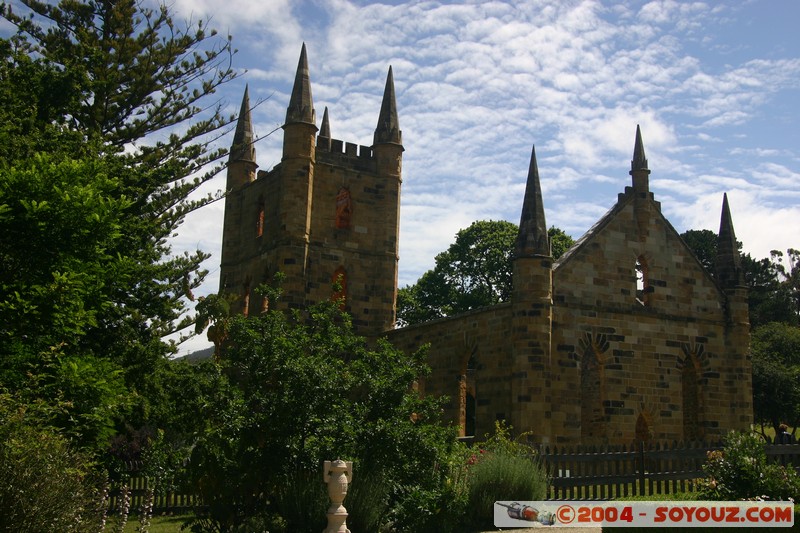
[635,412,652,443]
[242,284,250,318]
[458,375,467,437]
[681,345,704,441]
[635,255,650,305]
[682,361,700,440]
[459,354,477,438]
[465,391,476,437]
[578,333,609,444]
[335,187,352,229]
[580,346,604,442]
[331,267,347,308]
[256,204,265,238]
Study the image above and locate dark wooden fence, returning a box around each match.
[106,441,800,510]
[539,441,800,500]
[107,462,200,515]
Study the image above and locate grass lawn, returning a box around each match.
[111,514,189,532]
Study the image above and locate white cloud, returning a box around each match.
[751,163,800,192]
[171,0,296,32]
[150,0,800,351]
[638,1,711,28]
[668,190,800,261]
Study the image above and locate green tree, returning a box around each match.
[187,299,460,532]
[0,156,130,354]
[549,225,576,261]
[681,229,798,328]
[0,156,137,450]
[397,222,574,326]
[0,0,236,355]
[0,0,238,457]
[1,0,235,155]
[698,430,800,501]
[0,393,104,533]
[194,291,239,362]
[751,322,800,436]
[746,249,800,328]
[680,229,718,273]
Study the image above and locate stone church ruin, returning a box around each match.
[219,45,753,445]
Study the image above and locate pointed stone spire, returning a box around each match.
[229,85,256,164]
[373,66,402,146]
[631,124,648,172]
[285,43,316,126]
[715,193,745,288]
[515,145,550,258]
[629,124,651,193]
[320,106,331,138]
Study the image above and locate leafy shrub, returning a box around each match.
[385,441,472,533]
[698,430,800,501]
[271,469,327,533]
[464,450,548,529]
[186,299,460,532]
[463,422,548,530]
[0,393,103,533]
[388,484,460,533]
[381,423,549,533]
[345,466,390,533]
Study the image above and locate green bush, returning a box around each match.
[698,430,800,501]
[388,484,461,533]
[271,469,327,533]
[383,422,549,533]
[344,466,390,533]
[457,422,548,530]
[464,450,548,529]
[186,299,460,532]
[0,394,103,533]
[383,440,474,533]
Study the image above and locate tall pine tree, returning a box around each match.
[0,0,238,451]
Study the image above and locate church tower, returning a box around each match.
[218,45,403,337]
[715,194,753,427]
[511,146,554,440]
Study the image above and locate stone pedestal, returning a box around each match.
[322,459,353,533]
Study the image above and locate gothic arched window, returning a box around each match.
[256,202,265,238]
[635,412,653,443]
[681,343,705,441]
[242,284,251,318]
[581,346,604,441]
[331,267,347,308]
[578,333,609,443]
[635,255,652,306]
[459,354,477,438]
[335,188,352,229]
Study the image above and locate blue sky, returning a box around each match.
[171,0,800,353]
[6,1,799,354]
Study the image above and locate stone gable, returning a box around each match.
[389,137,752,445]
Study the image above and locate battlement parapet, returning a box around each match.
[317,136,377,171]
[317,136,374,159]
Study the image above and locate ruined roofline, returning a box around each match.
[390,301,512,332]
[553,185,659,270]
[317,136,375,160]
[552,187,731,298]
